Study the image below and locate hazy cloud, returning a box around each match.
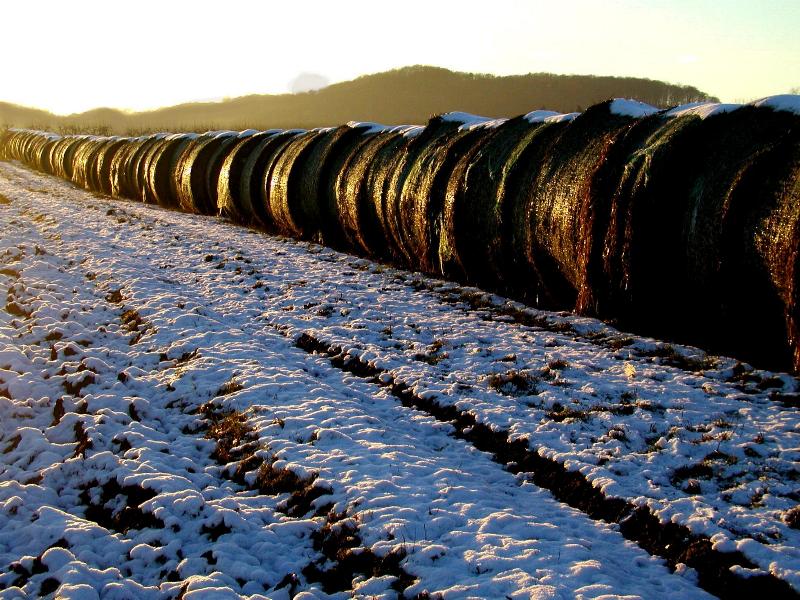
[290,73,330,94]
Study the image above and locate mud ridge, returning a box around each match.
[196,401,417,594]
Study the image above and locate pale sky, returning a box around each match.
[1,0,798,115]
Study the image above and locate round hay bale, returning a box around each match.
[394,114,500,274]
[50,136,79,180]
[380,126,434,265]
[479,119,568,305]
[217,130,280,224]
[439,115,543,284]
[298,122,387,250]
[95,137,129,196]
[71,137,103,190]
[502,102,642,309]
[37,134,63,175]
[362,126,422,261]
[266,129,331,238]
[142,133,198,207]
[677,106,799,368]
[600,112,712,337]
[110,137,146,198]
[599,101,800,370]
[176,131,242,215]
[53,136,88,180]
[85,138,117,192]
[128,134,168,202]
[240,130,304,229]
[571,112,668,315]
[334,126,412,257]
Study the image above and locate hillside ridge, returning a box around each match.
[1,65,716,134]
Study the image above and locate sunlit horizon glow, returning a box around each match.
[1,0,798,115]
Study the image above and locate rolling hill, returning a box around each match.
[1,65,716,134]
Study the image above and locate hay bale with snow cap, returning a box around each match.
[126,134,168,202]
[110,137,147,198]
[438,114,555,284]
[493,116,574,305]
[95,137,130,196]
[598,97,800,370]
[85,138,118,192]
[335,126,416,257]
[70,137,104,190]
[510,101,652,308]
[51,136,85,180]
[372,126,434,264]
[37,134,63,175]
[309,122,388,250]
[393,113,500,274]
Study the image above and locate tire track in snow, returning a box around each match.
[288,330,794,599]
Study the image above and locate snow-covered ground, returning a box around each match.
[0,161,798,599]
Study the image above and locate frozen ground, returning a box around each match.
[0,161,798,598]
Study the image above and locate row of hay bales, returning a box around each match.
[2,97,799,372]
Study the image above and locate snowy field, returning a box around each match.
[0,161,798,599]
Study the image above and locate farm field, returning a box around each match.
[1,161,799,598]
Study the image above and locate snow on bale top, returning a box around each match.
[749,94,800,115]
[401,125,425,138]
[664,96,800,120]
[523,110,562,123]
[525,110,580,123]
[237,129,260,138]
[609,98,660,118]
[346,121,392,135]
[665,102,741,119]
[439,111,507,131]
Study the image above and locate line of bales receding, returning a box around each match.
[2,96,799,372]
